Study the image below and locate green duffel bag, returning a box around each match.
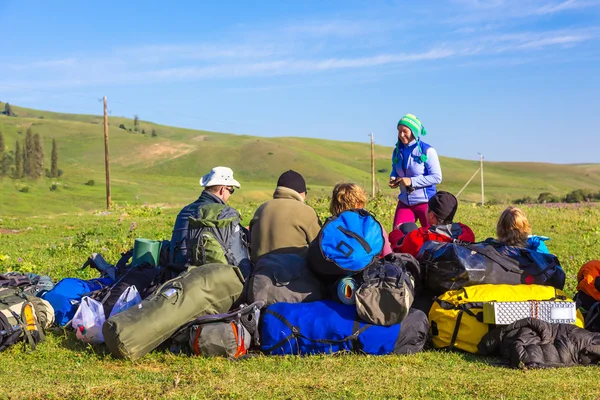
[102,263,244,360]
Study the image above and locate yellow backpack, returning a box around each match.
[428,284,584,354]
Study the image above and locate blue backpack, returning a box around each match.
[260,300,428,356]
[42,277,113,326]
[307,209,385,279]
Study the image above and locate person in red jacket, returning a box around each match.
[392,191,475,257]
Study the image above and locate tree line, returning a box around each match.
[515,190,600,205]
[0,128,59,179]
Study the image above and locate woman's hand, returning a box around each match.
[397,177,412,187]
[389,177,400,188]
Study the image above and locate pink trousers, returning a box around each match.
[393,201,429,230]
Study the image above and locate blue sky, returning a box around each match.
[1,0,599,163]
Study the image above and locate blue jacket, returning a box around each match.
[390,140,442,206]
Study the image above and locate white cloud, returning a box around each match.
[6,58,77,70]
[533,0,600,15]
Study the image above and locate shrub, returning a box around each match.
[565,189,594,203]
[267,152,274,155]
[49,184,59,192]
[537,192,560,204]
[377,168,389,173]
[515,196,534,205]
[119,124,126,130]
[19,186,29,193]
[85,179,95,186]
[57,169,64,177]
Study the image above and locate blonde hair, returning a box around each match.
[496,206,532,247]
[330,183,368,216]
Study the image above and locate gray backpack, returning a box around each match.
[245,253,326,306]
[170,301,264,358]
[355,255,418,326]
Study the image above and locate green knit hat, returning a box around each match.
[397,113,427,139]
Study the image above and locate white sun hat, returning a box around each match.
[199,166,241,188]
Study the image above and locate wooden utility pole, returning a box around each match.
[103,97,111,209]
[370,133,375,198]
[479,152,484,206]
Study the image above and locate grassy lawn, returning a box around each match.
[1,200,599,399]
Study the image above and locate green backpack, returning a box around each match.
[187,203,250,268]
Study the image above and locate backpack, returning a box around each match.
[417,241,566,295]
[260,300,428,356]
[187,204,251,275]
[0,287,55,351]
[307,209,385,279]
[355,255,418,326]
[577,260,600,302]
[428,284,584,354]
[171,301,264,358]
[244,253,326,306]
[0,272,55,297]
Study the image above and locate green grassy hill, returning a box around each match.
[1,102,598,216]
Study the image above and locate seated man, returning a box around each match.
[395,191,475,257]
[249,170,321,263]
[168,166,242,268]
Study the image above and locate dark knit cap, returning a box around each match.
[428,191,458,222]
[277,170,307,194]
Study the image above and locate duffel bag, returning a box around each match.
[307,209,385,279]
[42,277,113,326]
[355,255,418,326]
[261,300,428,356]
[417,241,565,295]
[245,253,326,306]
[429,284,584,354]
[103,263,244,360]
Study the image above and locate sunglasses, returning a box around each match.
[227,187,235,194]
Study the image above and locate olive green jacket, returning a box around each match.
[249,187,321,263]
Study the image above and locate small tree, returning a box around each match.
[32,133,44,179]
[23,128,34,177]
[0,151,13,177]
[133,115,139,132]
[119,123,126,130]
[151,129,157,137]
[14,140,22,178]
[0,131,4,152]
[4,103,13,116]
[50,138,58,178]
[141,129,146,134]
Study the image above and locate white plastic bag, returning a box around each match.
[109,285,142,318]
[72,296,105,344]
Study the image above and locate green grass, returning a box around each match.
[1,102,600,216]
[1,200,599,399]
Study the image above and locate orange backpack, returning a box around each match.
[577,260,600,301]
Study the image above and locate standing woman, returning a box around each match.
[389,114,442,229]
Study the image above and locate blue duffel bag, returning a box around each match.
[307,209,385,279]
[260,300,428,356]
[42,277,113,326]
